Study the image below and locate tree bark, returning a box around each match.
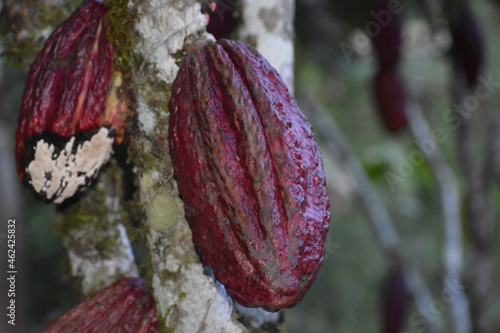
[240,0,295,92]
[129,0,245,331]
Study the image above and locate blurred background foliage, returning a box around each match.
[0,0,499,332]
[288,0,500,332]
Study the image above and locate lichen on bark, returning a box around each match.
[129,0,245,331]
[239,0,295,92]
[52,161,139,295]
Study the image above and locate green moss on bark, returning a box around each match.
[105,0,140,71]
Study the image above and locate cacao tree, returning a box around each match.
[1,0,500,332]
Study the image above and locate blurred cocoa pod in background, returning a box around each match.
[371,0,403,71]
[373,69,407,132]
[449,3,484,88]
[202,0,239,40]
[369,0,406,133]
[381,266,408,333]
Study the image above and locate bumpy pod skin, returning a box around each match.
[169,39,330,311]
[44,278,158,333]
[15,0,127,204]
[373,70,407,132]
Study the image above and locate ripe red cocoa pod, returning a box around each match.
[44,278,158,333]
[373,69,407,132]
[449,5,484,87]
[169,39,330,311]
[371,0,402,71]
[15,0,127,204]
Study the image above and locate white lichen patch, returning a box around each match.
[137,99,157,134]
[240,0,295,92]
[152,263,244,333]
[134,0,210,83]
[68,223,139,295]
[26,127,114,204]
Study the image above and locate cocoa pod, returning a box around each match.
[203,0,239,40]
[169,39,330,311]
[381,267,408,333]
[371,0,402,71]
[44,278,158,333]
[449,5,484,87]
[373,69,407,132]
[15,0,127,204]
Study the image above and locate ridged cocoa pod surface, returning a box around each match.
[15,0,127,204]
[373,70,407,132]
[169,39,330,311]
[450,5,484,87]
[44,278,158,333]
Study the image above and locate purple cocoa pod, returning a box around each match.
[202,0,239,40]
[169,39,330,311]
[44,278,158,333]
[373,69,407,132]
[371,0,403,71]
[381,267,408,333]
[15,0,128,204]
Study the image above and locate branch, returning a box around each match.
[405,101,471,333]
[450,85,492,251]
[299,91,442,332]
[492,110,500,184]
[448,74,496,332]
[239,0,295,92]
[130,1,245,331]
[481,105,500,241]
